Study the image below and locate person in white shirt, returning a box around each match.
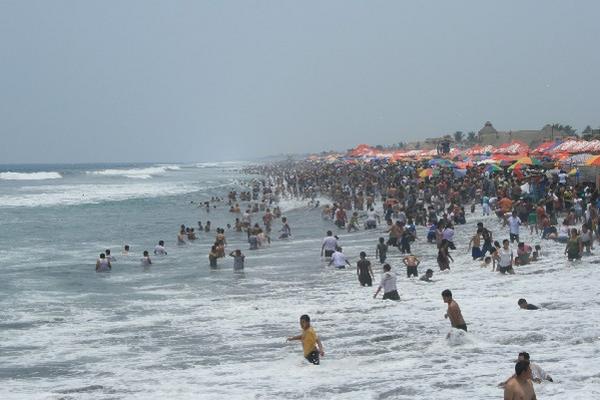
[365,208,379,229]
[501,352,553,386]
[321,231,338,258]
[494,239,514,274]
[328,247,350,269]
[507,211,521,243]
[95,253,111,272]
[104,249,116,263]
[154,240,167,255]
[558,170,568,185]
[373,264,399,300]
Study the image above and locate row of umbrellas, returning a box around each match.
[418,154,600,179]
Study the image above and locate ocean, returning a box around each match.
[1,162,599,399]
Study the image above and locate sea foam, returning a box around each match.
[0,182,197,207]
[87,165,181,179]
[0,171,62,181]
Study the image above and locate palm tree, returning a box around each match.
[453,131,463,143]
[467,131,476,143]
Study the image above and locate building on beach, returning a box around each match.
[477,121,570,148]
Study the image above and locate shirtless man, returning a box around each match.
[402,254,420,278]
[442,289,467,332]
[262,208,273,233]
[504,360,537,400]
[468,230,483,260]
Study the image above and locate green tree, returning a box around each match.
[467,131,476,143]
[582,125,592,134]
[415,141,421,149]
[551,123,577,136]
[453,131,463,143]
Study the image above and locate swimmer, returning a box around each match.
[279,217,292,239]
[375,237,388,264]
[286,314,324,365]
[518,298,539,310]
[503,360,537,399]
[208,245,218,268]
[468,230,483,260]
[122,244,130,256]
[154,240,167,255]
[328,247,350,269]
[501,351,553,387]
[177,228,187,245]
[104,249,116,263]
[95,253,111,272]
[402,254,420,278]
[229,249,245,272]
[442,289,467,332]
[373,264,399,300]
[321,230,337,259]
[141,250,152,266]
[347,212,359,232]
[480,256,492,268]
[356,251,374,287]
[419,269,434,282]
[494,239,514,274]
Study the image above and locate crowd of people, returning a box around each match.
[93,157,599,397]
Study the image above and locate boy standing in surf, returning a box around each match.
[286,314,324,365]
[442,289,467,332]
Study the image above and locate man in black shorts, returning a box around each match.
[403,254,420,278]
[356,251,374,286]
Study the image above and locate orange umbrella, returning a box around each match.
[419,168,433,178]
[585,155,600,166]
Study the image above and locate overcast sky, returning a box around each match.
[1,1,599,163]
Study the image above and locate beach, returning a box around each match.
[1,161,599,399]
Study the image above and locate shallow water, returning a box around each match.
[1,162,599,399]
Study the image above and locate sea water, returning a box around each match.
[0,162,599,399]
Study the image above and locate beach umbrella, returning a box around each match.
[560,153,593,167]
[514,156,541,166]
[508,156,541,170]
[585,155,600,166]
[485,164,502,173]
[419,168,433,178]
[428,158,452,167]
[477,159,499,165]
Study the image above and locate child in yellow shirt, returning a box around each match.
[286,314,324,365]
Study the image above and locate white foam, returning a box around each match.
[0,171,62,181]
[87,165,181,179]
[276,196,330,212]
[0,182,198,207]
[195,161,247,169]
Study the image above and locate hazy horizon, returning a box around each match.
[1,1,599,164]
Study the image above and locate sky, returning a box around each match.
[1,0,599,164]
